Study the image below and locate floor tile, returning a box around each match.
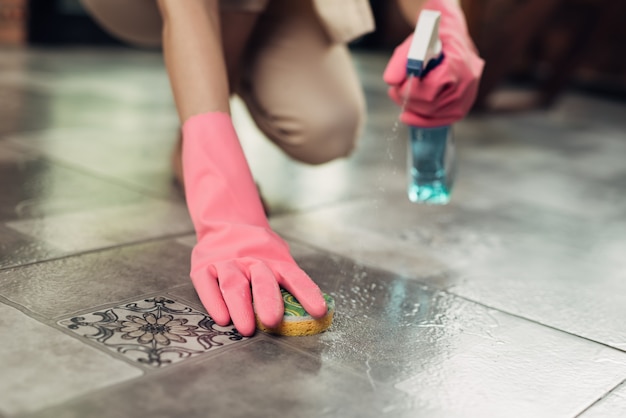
[0,146,145,223]
[580,381,626,418]
[270,196,502,284]
[0,48,175,133]
[0,302,141,416]
[26,339,404,418]
[6,199,192,255]
[272,189,626,351]
[3,45,626,418]
[460,143,626,221]
[7,126,182,199]
[448,265,626,352]
[59,296,246,368]
[0,224,62,271]
[0,85,50,137]
[0,145,191,269]
[0,239,192,318]
[273,255,626,417]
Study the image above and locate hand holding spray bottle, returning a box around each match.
[405,10,456,205]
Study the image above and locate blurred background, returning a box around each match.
[2,0,625,112]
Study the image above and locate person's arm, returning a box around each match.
[155,0,327,337]
[157,0,230,121]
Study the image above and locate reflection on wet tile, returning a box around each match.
[271,198,480,284]
[0,303,141,416]
[581,382,626,418]
[391,324,626,417]
[0,145,190,268]
[275,257,626,417]
[272,192,626,351]
[8,126,181,198]
[0,240,192,318]
[449,267,626,352]
[0,146,146,223]
[0,48,175,134]
[28,339,403,418]
[59,296,246,368]
[0,224,62,270]
[3,45,626,418]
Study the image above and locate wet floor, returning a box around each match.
[1,46,626,417]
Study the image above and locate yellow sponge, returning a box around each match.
[256,289,335,336]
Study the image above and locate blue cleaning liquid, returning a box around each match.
[407,125,455,204]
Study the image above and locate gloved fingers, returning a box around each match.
[190,266,231,327]
[388,86,443,123]
[399,111,457,128]
[406,65,459,103]
[275,264,327,319]
[389,68,478,127]
[249,262,284,328]
[215,262,256,337]
[388,78,456,113]
[397,96,466,127]
[383,36,412,86]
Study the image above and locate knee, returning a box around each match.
[274,100,365,165]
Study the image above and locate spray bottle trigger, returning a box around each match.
[406,9,444,78]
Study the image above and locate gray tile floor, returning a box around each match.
[1,46,625,417]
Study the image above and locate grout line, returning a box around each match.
[575,377,626,417]
[444,290,626,355]
[279,236,626,356]
[22,337,261,417]
[0,230,195,273]
[259,234,626,357]
[0,296,148,377]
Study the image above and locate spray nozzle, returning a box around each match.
[407,10,444,78]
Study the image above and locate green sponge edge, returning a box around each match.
[282,288,335,318]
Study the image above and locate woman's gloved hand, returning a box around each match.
[182,112,327,337]
[383,0,484,127]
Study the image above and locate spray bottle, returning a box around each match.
[405,10,456,205]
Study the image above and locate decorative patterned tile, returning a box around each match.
[59,296,246,368]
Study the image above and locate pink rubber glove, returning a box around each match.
[182,112,327,336]
[383,0,484,127]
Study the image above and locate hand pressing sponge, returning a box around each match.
[256,289,335,336]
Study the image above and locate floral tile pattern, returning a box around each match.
[59,297,245,368]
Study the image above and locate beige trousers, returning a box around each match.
[81,0,366,164]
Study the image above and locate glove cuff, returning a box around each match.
[182,111,269,237]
